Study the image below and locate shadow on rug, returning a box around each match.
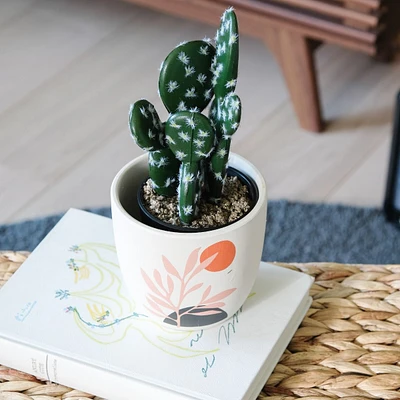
[0,201,399,264]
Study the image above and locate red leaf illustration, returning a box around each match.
[153,269,165,291]
[148,293,173,309]
[189,310,222,316]
[141,269,163,297]
[167,275,174,294]
[205,288,237,304]
[201,285,212,303]
[198,302,225,309]
[162,255,181,279]
[185,283,203,296]
[190,253,218,279]
[146,296,164,314]
[183,248,201,277]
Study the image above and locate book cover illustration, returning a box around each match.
[0,209,313,400]
[58,242,224,361]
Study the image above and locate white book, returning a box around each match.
[0,209,313,400]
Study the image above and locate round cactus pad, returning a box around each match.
[159,40,216,113]
[165,111,215,163]
[209,93,241,140]
[129,99,164,151]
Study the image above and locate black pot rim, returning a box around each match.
[137,166,259,233]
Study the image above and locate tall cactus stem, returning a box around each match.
[207,138,231,202]
[208,93,242,201]
[211,8,239,98]
[165,111,215,224]
[177,162,201,224]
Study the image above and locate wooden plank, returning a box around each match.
[0,0,135,115]
[8,132,144,221]
[0,163,48,222]
[329,0,381,10]
[327,136,391,206]
[0,12,186,177]
[267,0,379,27]
[0,0,36,27]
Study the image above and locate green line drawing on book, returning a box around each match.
[56,243,219,359]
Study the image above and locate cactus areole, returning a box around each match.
[128,7,257,230]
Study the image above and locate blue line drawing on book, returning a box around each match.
[15,301,37,322]
[217,292,255,345]
[55,243,219,360]
[55,289,70,300]
[218,306,243,345]
[202,355,216,378]
[64,306,148,328]
[190,329,203,347]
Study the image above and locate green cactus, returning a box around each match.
[129,99,179,196]
[159,40,216,113]
[129,8,243,226]
[165,111,215,224]
[208,93,242,201]
[211,7,239,98]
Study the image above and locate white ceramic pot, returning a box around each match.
[111,153,267,330]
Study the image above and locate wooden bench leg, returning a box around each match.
[265,29,324,133]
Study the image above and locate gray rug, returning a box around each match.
[0,201,399,264]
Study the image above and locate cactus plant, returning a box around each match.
[165,111,215,224]
[129,8,244,226]
[129,99,179,196]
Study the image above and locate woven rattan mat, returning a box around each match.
[1,252,400,400]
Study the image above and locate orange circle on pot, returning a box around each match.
[200,240,236,272]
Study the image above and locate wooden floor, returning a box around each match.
[0,0,399,224]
